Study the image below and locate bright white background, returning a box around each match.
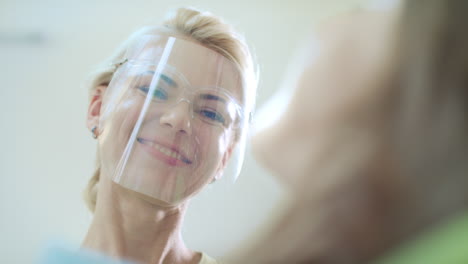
[0,0,368,263]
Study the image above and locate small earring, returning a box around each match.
[91,126,98,139]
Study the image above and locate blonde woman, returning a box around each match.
[229,0,468,263]
[82,7,256,264]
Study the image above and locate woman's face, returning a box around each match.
[93,33,244,206]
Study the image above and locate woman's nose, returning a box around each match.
[160,100,192,135]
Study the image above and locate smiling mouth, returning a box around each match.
[136,138,192,165]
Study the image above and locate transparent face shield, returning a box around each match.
[98,34,249,206]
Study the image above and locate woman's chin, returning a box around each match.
[117,183,188,208]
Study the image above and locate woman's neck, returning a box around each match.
[81,176,200,264]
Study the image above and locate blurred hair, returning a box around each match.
[390,0,468,244]
[83,7,257,212]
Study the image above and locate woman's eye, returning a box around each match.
[138,86,168,100]
[152,88,168,100]
[200,110,225,124]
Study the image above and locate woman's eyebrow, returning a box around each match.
[199,94,226,104]
[143,71,178,87]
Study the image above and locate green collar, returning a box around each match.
[375,211,468,264]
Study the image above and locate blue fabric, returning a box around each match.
[37,240,135,264]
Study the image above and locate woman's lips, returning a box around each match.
[136,138,192,166]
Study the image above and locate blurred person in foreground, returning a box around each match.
[227,0,468,263]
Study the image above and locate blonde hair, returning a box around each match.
[83,7,257,212]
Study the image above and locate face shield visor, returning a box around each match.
[98,34,250,206]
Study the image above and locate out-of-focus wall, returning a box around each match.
[0,0,368,263]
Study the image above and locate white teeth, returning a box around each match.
[150,142,184,161]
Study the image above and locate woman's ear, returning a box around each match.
[87,84,107,131]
